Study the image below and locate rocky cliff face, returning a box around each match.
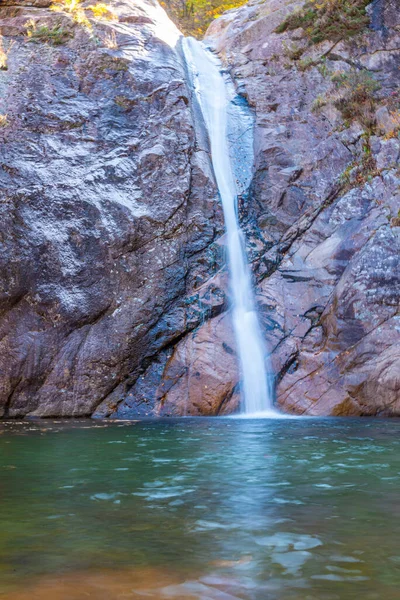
[206,0,400,415]
[0,0,231,417]
[0,0,398,418]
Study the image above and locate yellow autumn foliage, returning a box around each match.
[161,0,247,37]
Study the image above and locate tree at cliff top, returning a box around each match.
[161,0,247,37]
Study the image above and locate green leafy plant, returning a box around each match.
[298,56,316,71]
[312,94,328,111]
[317,58,330,77]
[312,68,380,133]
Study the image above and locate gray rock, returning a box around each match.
[376,106,399,136]
[204,0,400,416]
[0,0,225,417]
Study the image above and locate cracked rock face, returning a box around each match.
[0,0,229,416]
[206,0,400,416]
[0,0,399,418]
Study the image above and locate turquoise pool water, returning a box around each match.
[0,417,399,599]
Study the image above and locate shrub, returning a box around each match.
[98,54,129,73]
[383,110,400,139]
[275,0,371,45]
[114,95,135,110]
[88,3,117,20]
[312,94,327,111]
[312,69,379,132]
[25,19,72,45]
[317,59,330,77]
[0,36,14,70]
[298,56,316,71]
[340,138,379,188]
[50,0,92,31]
[331,69,380,131]
[283,41,304,60]
[103,30,118,49]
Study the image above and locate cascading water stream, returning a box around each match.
[182,37,276,416]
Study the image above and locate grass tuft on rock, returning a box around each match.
[275,0,371,44]
[88,3,118,21]
[313,68,380,133]
[25,19,73,45]
[50,0,92,31]
[0,36,14,70]
[340,138,379,188]
[331,69,380,132]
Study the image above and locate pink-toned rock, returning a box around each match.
[202,0,400,417]
[158,313,240,416]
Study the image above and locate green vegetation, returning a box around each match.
[331,69,380,132]
[43,1,119,37]
[275,0,371,45]
[340,138,379,188]
[384,120,400,139]
[25,19,73,45]
[114,95,136,110]
[298,56,316,71]
[312,93,327,111]
[312,68,380,133]
[161,0,248,37]
[317,59,330,77]
[97,54,129,73]
[282,41,305,60]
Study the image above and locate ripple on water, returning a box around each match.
[0,418,399,599]
[271,550,312,574]
[255,533,323,551]
[311,574,369,581]
[193,520,238,532]
[133,487,195,500]
[90,492,125,501]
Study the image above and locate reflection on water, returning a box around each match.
[0,418,399,599]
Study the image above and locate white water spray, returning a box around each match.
[182,38,276,416]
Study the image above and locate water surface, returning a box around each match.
[0,418,399,599]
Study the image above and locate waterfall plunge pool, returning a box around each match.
[0,417,399,599]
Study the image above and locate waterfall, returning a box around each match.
[182,37,276,416]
